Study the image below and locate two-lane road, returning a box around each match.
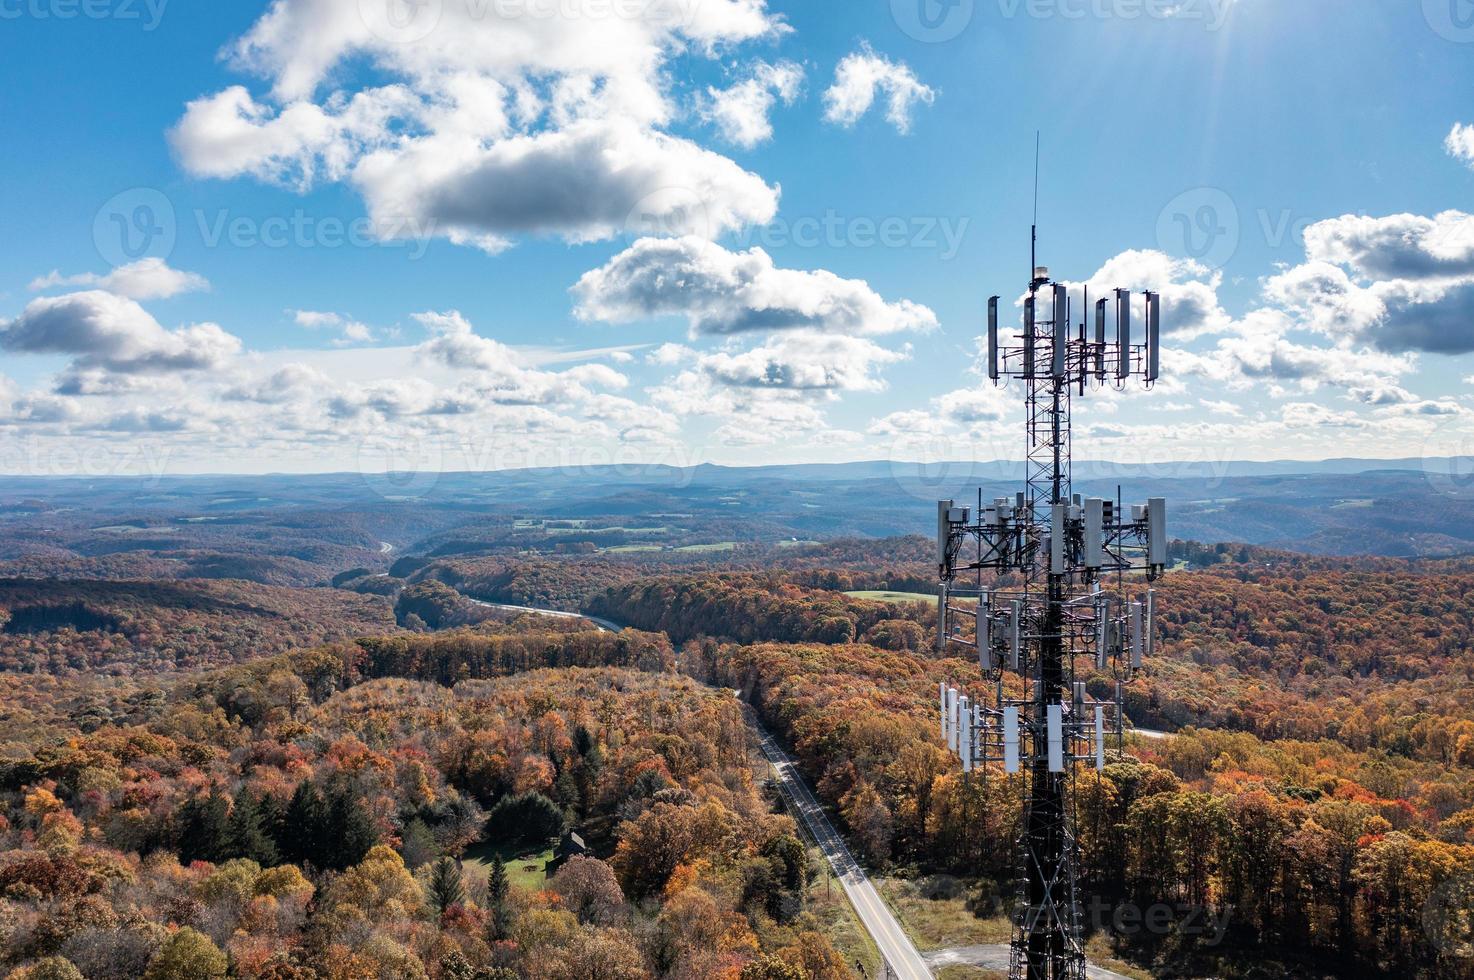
[747,711,933,980]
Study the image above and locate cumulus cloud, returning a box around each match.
[696,333,907,392]
[353,119,778,249]
[1231,337,1409,388]
[1446,123,1474,168]
[1303,211,1474,281]
[1055,249,1231,340]
[822,45,934,134]
[1263,212,1474,353]
[294,310,373,344]
[410,309,627,406]
[868,384,1013,437]
[29,259,210,301]
[651,366,839,445]
[0,291,241,374]
[573,236,937,336]
[647,342,696,365]
[170,0,787,252]
[225,363,332,404]
[701,60,804,148]
[170,85,416,189]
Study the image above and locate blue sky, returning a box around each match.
[2,0,1474,476]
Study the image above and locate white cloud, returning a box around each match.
[696,332,907,392]
[409,309,627,406]
[868,384,1013,437]
[702,60,803,148]
[352,119,778,249]
[822,45,934,134]
[170,85,415,189]
[0,291,241,374]
[1262,213,1474,353]
[1302,211,1474,282]
[293,309,374,345]
[1199,399,1242,417]
[1056,249,1231,340]
[29,259,210,301]
[224,363,332,404]
[1279,402,1367,430]
[170,0,788,253]
[1447,123,1474,169]
[572,236,937,336]
[647,342,696,366]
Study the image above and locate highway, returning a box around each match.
[747,710,934,980]
[465,599,625,634]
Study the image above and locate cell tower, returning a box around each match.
[934,229,1168,980]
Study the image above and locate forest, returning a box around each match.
[1,519,1473,977]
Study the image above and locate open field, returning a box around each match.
[846,590,937,604]
[461,841,556,892]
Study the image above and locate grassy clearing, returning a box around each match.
[1081,936,1155,980]
[844,590,936,604]
[936,967,1003,980]
[874,878,1012,952]
[803,858,883,978]
[460,841,555,892]
[676,542,736,553]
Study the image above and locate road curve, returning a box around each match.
[466,599,625,634]
[747,711,933,980]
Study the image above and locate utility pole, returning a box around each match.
[935,243,1169,980]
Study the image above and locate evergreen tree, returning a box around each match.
[400,817,440,869]
[258,791,287,847]
[280,781,325,868]
[325,784,377,870]
[177,791,230,865]
[486,854,513,941]
[226,787,280,866]
[487,791,564,846]
[428,856,465,915]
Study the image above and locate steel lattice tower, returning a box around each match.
[935,233,1169,980]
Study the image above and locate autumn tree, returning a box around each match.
[550,856,626,926]
[144,929,228,980]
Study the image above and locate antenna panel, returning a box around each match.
[1052,284,1068,379]
[1023,298,1036,380]
[988,296,1001,381]
[1146,291,1161,383]
[1003,706,1020,774]
[1147,497,1167,568]
[1115,288,1131,379]
[1047,704,1064,773]
[1083,497,1104,570]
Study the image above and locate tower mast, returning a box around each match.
[936,241,1169,980]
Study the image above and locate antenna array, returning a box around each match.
[935,264,1169,980]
